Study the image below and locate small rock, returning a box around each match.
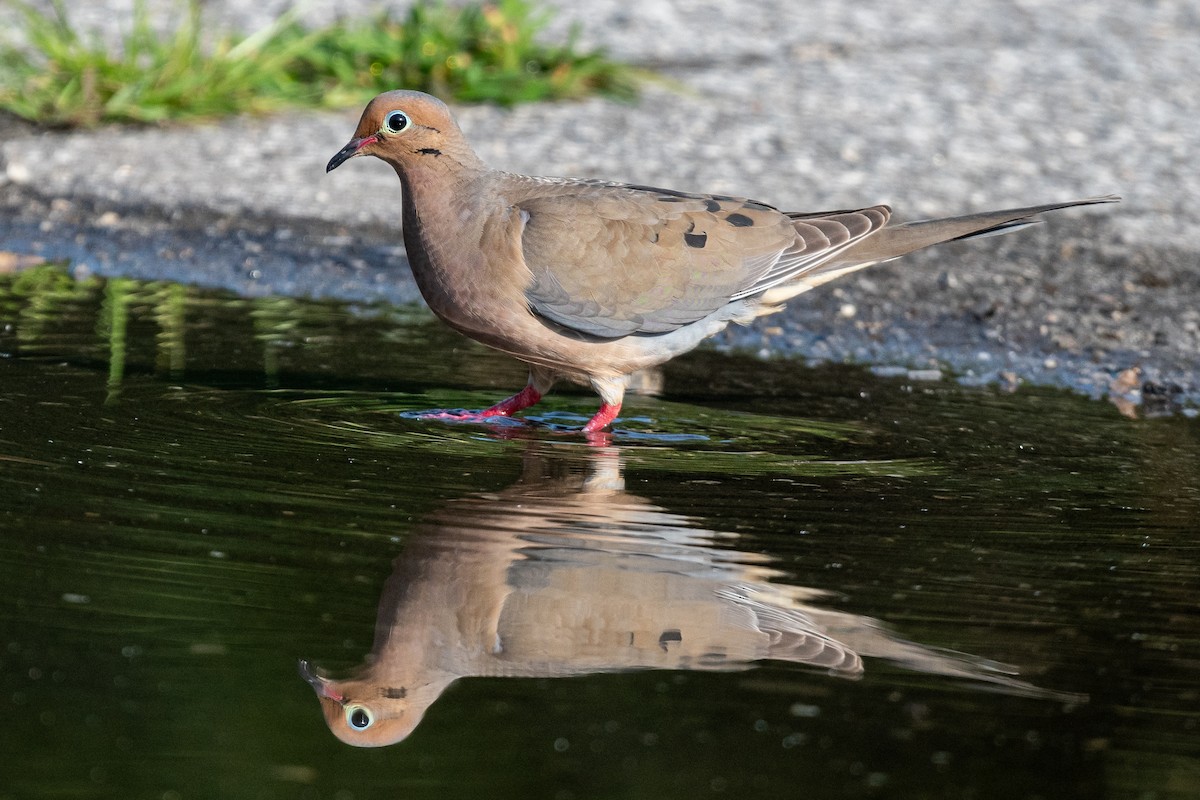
[1142,380,1183,398]
[5,161,31,184]
[1108,366,1142,395]
[0,251,46,273]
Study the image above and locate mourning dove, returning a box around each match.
[326,90,1118,432]
[300,447,1067,747]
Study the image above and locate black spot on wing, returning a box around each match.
[683,221,707,248]
[726,213,754,227]
[704,199,721,212]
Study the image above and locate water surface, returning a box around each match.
[1,268,1197,798]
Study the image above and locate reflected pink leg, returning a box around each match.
[480,385,542,418]
[581,402,621,433]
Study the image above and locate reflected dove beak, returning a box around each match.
[297,659,344,702]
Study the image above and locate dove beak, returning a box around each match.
[326,135,377,173]
[298,659,344,702]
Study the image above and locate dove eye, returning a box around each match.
[383,110,409,134]
[345,704,374,731]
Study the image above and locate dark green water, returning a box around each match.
[1,267,1197,799]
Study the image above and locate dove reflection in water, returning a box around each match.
[300,448,1064,747]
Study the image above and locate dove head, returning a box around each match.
[326,90,481,174]
[298,659,452,747]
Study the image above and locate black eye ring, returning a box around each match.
[384,110,409,134]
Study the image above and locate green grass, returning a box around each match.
[0,0,642,127]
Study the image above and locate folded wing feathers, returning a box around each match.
[715,586,865,676]
[731,207,891,300]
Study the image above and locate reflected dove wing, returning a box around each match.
[513,180,890,338]
[490,532,862,676]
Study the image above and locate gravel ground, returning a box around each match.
[1,0,1197,412]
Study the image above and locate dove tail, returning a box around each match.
[759,195,1119,304]
[836,194,1120,267]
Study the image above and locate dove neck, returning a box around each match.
[391,160,497,326]
[393,158,486,249]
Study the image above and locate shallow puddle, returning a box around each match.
[1,267,1197,798]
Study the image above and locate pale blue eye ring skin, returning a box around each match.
[383,110,409,134]
[346,704,374,730]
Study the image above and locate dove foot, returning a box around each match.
[480,385,543,418]
[582,402,622,433]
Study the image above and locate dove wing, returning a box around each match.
[512,181,885,339]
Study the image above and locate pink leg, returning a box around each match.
[481,384,542,418]
[581,402,622,433]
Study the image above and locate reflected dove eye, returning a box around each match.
[383,110,409,134]
[346,704,374,731]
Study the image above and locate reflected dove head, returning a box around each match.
[298,659,449,747]
[326,90,478,174]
